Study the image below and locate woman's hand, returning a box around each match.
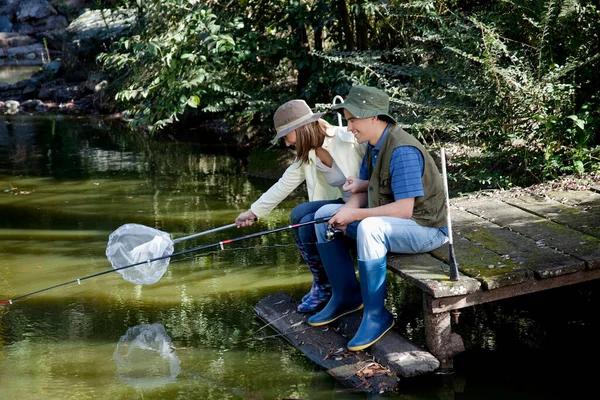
[343,177,368,193]
[235,210,257,227]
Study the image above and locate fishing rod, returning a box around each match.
[0,217,331,306]
[172,223,238,243]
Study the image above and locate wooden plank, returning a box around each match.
[545,190,600,213]
[431,237,531,291]
[387,253,481,297]
[451,207,585,280]
[503,193,600,238]
[254,292,440,383]
[590,183,600,194]
[426,267,600,314]
[254,292,399,394]
[331,302,441,377]
[456,197,600,270]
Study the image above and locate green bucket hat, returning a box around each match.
[331,85,397,124]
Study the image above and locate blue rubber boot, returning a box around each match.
[308,241,363,326]
[347,257,394,351]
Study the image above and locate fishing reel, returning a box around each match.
[325,225,344,241]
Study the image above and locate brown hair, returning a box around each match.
[295,119,330,164]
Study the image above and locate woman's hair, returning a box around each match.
[295,119,330,164]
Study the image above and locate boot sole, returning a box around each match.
[347,320,395,351]
[307,304,364,327]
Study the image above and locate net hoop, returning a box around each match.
[106,223,174,285]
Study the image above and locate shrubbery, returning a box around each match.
[98,0,599,191]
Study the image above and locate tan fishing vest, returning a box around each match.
[367,125,447,228]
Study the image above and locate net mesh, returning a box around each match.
[113,323,181,389]
[106,224,174,285]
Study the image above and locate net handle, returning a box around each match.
[172,223,238,243]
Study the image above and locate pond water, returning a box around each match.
[0,66,40,85]
[1,114,599,399]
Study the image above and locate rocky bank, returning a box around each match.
[0,0,134,115]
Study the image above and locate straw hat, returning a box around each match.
[273,100,325,140]
[331,85,397,124]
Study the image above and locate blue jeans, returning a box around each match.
[290,199,345,281]
[314,203,448,261]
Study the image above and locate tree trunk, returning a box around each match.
[336,0,354,50]
[355,7,368,51]
[297,24,311,96]
[314,26,323,51]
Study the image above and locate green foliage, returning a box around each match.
[97,1,240,132]
[315,0,600,189]
[96,0,599,191]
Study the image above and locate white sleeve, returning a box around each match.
[315,158,346,187]
[250,160,306,219]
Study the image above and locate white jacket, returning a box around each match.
[250,124,366,219]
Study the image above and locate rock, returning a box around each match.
[22,79,41,99]
[10,80,28,90]
[43,58,61,76]
[16,0,57,22]
[85,73,109,92]
[30,14,68,32]
[53,84,83,103]
[66,9,136,42]
[35,102,49,111]
[4,99,19,114]
[14,22,35,35]
[61,9,135,81]
[21,99,43,110]
[0,0,19,18]
[0,16,13,33]
[51,0,85,16]
[37,84,54,100]
[35,28,66,50]
[0,32,37,47]
[5,42,45,62]
[58,101,75,111]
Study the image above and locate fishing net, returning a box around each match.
[113,323,181,389]
[106,224,174,285]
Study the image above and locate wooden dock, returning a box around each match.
[255,186,600,394]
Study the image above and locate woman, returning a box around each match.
[235,99,365,312]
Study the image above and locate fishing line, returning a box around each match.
[235,295,304,344]
[235,325,317,344]
[0,217,331,306]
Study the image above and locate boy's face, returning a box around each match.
[344,110,373,145]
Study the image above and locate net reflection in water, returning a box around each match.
[113,323,181,389]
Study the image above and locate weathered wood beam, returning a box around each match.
[425,267,600,314]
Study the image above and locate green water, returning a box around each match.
[0,66,40,84]
[0,115,333,399]
[1,115,599,399]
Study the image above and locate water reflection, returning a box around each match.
[0,114,320,399]
[0,66,40,84]
[4,115,600,399]
[114,323,181,390]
